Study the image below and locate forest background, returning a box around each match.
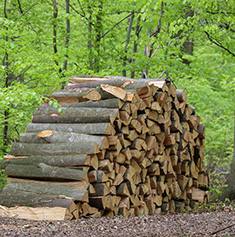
[0,0,234,198]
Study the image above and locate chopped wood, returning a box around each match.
[3,76,209,220]
[100,84,127,101]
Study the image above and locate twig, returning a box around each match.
[65,0,94,26]
[17,0,24,14]
[204,31,235,57]
[210,223,235,235]
[123,11,135,76]
[150,1,164,38]
[4,0,7,18]
[100,13,133,39]
[158,69,168,79]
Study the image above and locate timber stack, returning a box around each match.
[0,76,209,220]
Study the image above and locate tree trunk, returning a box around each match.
[123,11,134,77]
[61,0,70,89]
[221,109,235,200]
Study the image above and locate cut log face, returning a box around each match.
[2,76,209,220]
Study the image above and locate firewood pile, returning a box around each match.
[0,76,209,220]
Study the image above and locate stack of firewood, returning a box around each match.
[0,76,209,220]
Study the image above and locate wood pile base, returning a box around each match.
[0,76,209,220]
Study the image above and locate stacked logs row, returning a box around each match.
[0,76,209,220]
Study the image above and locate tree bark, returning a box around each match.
[32,115,114,123]
[61,0,70,89]
[221,109,235,200]
[11,142,102,156]
[65,77,166,90]
[46,87,124,101]
[1,154,89,168]
[0,182,88,202]
[130,15,141,78]
[4,163,87,181]
[123,11,134,77]
[18,131,108,149]
[56,98,119,108]
[26,122,115,135]
[6,177,89,190]
[34,106,118,117]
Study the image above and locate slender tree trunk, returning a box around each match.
[130,15,141,78]
[61,0,70,89]
[88,5,93,70]
[221,109,235,200]
[122,11,134,77]
[94,1,103,73]
[2,0,9,154]
[52,0,62,74]
[141,1,164,78]
[180,9,194,65]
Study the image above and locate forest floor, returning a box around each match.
[0,203,234,237]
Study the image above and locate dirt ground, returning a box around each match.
[0,209,234,237]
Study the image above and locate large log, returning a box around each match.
[0,182,88,206]
[19,131,108,149]
[69,76,108,84]
[46,87,122,102]
[34,107,118,117]
[32,115,113,123]
[65,77,166,90]
[26,123,115,135]
[1,154,89,168]
[44,98,120,108]
[4,163,87,181]
[6,177,90,190]
[11,142,102,156]
[1,182,88,201]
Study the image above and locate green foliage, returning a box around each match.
[0,0,234,194]
[0,84,43,155]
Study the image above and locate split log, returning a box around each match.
[4,163,87,181]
